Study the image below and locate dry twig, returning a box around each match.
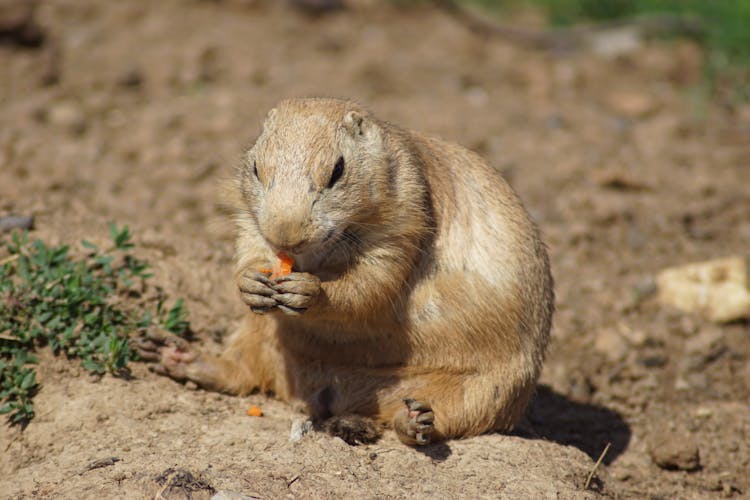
[584,442,611,490]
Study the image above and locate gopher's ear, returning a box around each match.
[343,110,365,136]
[262,108,278,130]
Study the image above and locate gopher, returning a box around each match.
[143,97,553,446]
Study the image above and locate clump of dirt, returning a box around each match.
[1,0,749,497]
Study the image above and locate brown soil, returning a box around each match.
[2,1,749,498]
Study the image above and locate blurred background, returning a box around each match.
[1,0,749,497]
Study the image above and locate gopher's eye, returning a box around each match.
[328,156,344,188]
[253,161,259,180]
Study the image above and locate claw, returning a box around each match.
[278,305,304,316]
[416,411,434,424]
[149,364,169,377]
[135,348,161,362]
[144,327,188,350]
[272,292,314,310]
[396,398,434,446]
[241,293,277,309]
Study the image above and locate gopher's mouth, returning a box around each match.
[291,228,358,273]
[290,226,350,272]
[320,227,337,245]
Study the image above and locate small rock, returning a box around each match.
[694,407,713,419]
[674,377,690,391]
[592,168,650,191]
[47,101,87,136]
[656,256,750,323]
[682,326,726,370]
[647,426,701,471]
[594,328,629,363]
[117,67,143,88]
[288,0,345,15]
[588,26,642,58]
[212,491,256,500]
[0,214,33,232]
[637,352,667,368]
[289,418,313,442]
[617,324,648,347]
[607,91,657,119]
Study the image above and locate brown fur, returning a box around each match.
[166,97,553,444]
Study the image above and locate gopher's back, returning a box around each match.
[405,132,553,375]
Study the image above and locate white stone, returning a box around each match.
[656,256,750,323]
[289,418,313,442]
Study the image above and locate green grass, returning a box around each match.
[441,0,750,102]
[526,0,750,61]
[0,223,190,425]
[394,1,750,66]
[525,0,750,102]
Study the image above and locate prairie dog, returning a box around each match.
[146,97,553,446]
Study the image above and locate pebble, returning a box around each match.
[47,101,87,136]
[117,67,144,88]
[618,323,648,347]
[212,491,257,500]
[0,214,33,232]
[682,326,726,371]
[694,407,713,419]
[588,26,642,58]
[289,418,313,443]
[607,91,657,119]
[594,328,629,363]
[657,256,750,323]
[647,426,701,471]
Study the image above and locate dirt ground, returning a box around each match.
[1,0,749,498]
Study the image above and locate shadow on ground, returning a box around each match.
[519,385,631,465]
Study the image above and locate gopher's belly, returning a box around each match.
[275,320,413,368]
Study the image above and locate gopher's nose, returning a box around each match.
[266,219,310,253]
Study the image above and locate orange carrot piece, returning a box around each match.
[258,252,295,279]
[247,405,263,417]
[271,252,294,279]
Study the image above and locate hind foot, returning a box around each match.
[393,398,435,446]
[319,415,383,445]
[134,328,213,386]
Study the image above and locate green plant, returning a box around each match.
[451,0,750,102]
[0,223,190,425]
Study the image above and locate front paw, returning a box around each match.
[238,270,279,314]
[271,272,321,315]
